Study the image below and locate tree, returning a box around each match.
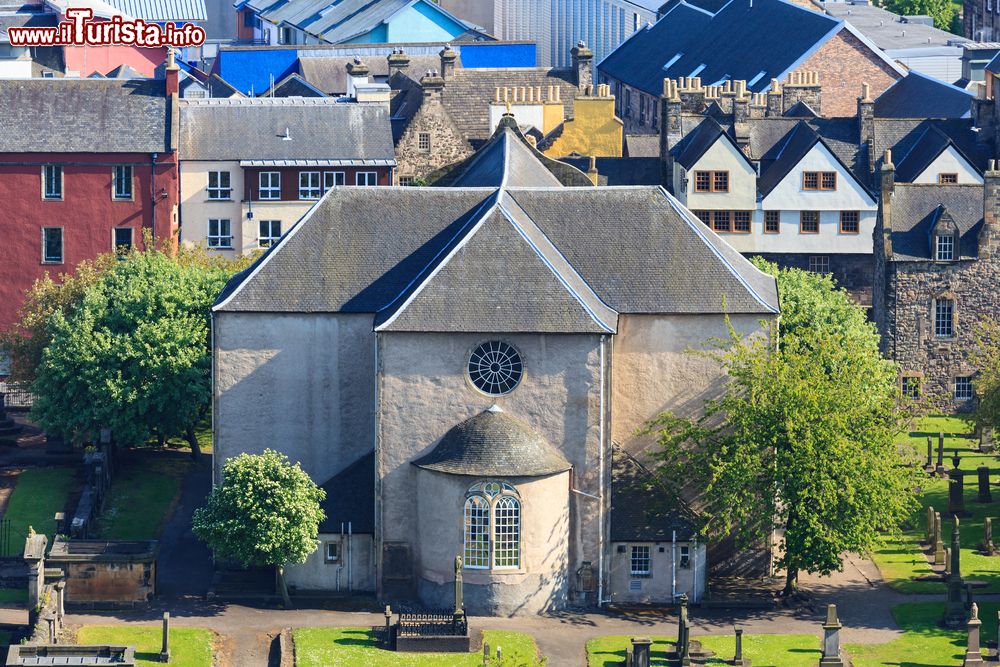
[645,262,918,595]
[26,242,248,456]
[882,0,957,33]
[966,320,1000,435]
[192,450,325,607]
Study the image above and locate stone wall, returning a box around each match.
[393,73,475,184]
[752,253,874,305]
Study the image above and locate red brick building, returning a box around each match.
[0,69,180,333]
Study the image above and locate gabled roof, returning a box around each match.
[319,451,375,533]
[610,447,698,542]
[674,116,753,171]
[178,97,394,163]
[0,78,169,153]
[47,0,205,21]
[413,406,572,477]
[783,100,819,118]
[262,72,327,98]
[893,124,979,183]
[214,123,779,318]
[757,122,825,196]
[875,71,973,119]
[873,118,990,179]
[888,184,984,261]
[299,52,447,94]
[598,0,894,97]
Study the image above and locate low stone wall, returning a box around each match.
[47,538,157,610]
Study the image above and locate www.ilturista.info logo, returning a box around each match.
[7,8,206,47]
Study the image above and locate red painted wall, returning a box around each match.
[0,152,179,332]
[64,43,166,77]
[242,166,392,200]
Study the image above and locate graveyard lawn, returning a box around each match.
[293,628,542,666]
[2,467,77,556]
[870,415,999,593]
[142,419,212,454]
[91,454,191,540]
[844,602,999,666]
[76,625,214,667]
[586,634,820,666]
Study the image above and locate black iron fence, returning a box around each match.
[0,382,34,410]
[397,611,468,638]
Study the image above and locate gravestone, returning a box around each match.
[819,604,845,667]
[950,469,968,517]
[453,555,465,625]
[979,428,994,454]
[945,517,968,628]
[937,433,946,473]
[978,468,993,504]
[159,612,170,663]
[732,627,749,666]
[926,507,936,544]
[945,548,952,576]
[934,511,947,566]
[678,594,691,666]
[631,637,651,667]
[925,437,934,471]
[963,603,985,667]
[983,518,995,556]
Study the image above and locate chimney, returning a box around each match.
[439,44,457,79]
[981,160,1000,259]
[782,71,822,115]
[346,57,370,98]
[880,149,895,257]
[165,48,179,97]
[858,83,875,174]
[571,40,593,88]
[766,79,782,117]
[420,69,445,103]
[387,48,410,78]
[587,156,599,185]
[660,78,683,188]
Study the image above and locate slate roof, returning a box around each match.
[0,78,169,153]
[560,157,663,185]
[413,406,572,477]
[178,98,395,162]
[873,118,989,180]
[214,121,779,319]
[610,448,698,542]
[674,116,752,171]
[263,73,327,98]
[888,184,984,261]
[319,451,375,533]
[624,134,660,158]
[299,53,446,94]
[0,6,56,41]
[874,72,973,119]
[598,0,854,97]
[754,121,872,198]
[819,1,964,50]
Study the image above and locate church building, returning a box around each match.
[210,116,780,615]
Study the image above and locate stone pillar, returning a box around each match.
[934,511,946,566]
[571,41,593,88]
[964,604,985,667]
[159,612,170,662]
[945,518,967,628]
[979,427,994,453]
[453,555,465,627]
[819,604,845,666]
[631,637,652,667]
[982,517,994,555]
[945,547,952,576]
[24,532,47,609]
[937,432,946,473]
[677,593,691,665]
[387,48,410,78]
[733,627,746,666]
[977,467,992,503]
[925,506,935,544]
[439,44,457,79]
[950,469,967,516]
[925,437,934,471]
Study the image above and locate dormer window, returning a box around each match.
[935,234,955,261]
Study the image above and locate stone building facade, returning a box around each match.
[874,155,1000,410]
[965,0,1000,42]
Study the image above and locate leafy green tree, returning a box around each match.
[882,0,957,32]
[966,320,1000,435]
[646,262,917,595]
[27,243,247,456]
[192,450,325,607]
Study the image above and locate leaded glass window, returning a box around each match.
[463,481,521,570]
[468,341,523,396]
[463,496,490,569]
[493,496,520,569]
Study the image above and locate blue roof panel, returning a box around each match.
[215,49,299,96]
[458,42,537,68]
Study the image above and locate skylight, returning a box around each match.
[688,64,706,77]
[747,70,767,87]
[662,52,683,71]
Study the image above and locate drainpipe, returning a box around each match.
[336,522,344,592]
[150,152,158,241]
[348,521,353,592]
[671,530,677,600]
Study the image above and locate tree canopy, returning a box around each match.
[192,449,325,606]
[22,243,249,454]
[646,261,917,594]
[967,320,1000,435]
[882,0,959,33]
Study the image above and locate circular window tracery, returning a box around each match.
[468,341,523,395]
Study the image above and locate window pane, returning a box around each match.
[493,495,520,568]
[765,211,780,233]
[935,299,954,337]
[113,165,132,199]
[463,496,490,568]
[955,377,973,401]
[630,545,650,576]
[803,172,818,190]
[936,235,954,261]
[114,228,132,251]
[44,165,62,199]
[821,172,837,190]
[712,210,731,232]
[43,228,62,262]
[733,210,751,232]
[840,211,859,234]
[260,172,280,199]
[694,172,710,192]
[800,211,819,233]
[713,171,728,192]
[903,377,920,399]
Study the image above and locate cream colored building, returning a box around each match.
[212,118,779,615]
[178,97,395,256]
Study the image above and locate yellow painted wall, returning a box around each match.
[543,96,623,158]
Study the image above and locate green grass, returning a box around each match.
[2,467,76,556]
[77,626,213,667]
[845,602,999,667]
[92,457,190,540]
[293,628,542,667]
[870,415,999,593]
[586,634,820,667]
[142,419,212,454]
[0,588,27,604]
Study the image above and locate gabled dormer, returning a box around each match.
[672,117,756,211]
[929,205,960,262]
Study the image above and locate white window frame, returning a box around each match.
[355,171,378,187]
[258,219,281,248]
[299,171,322,199]
[42,226,63,263]
[112,227,133,252]
[208,171,232,200]
[936,235,955,261]
[630,545,650,577]
[208,219,233,249]
[955,376,974,401]
[259,171,280,200]
[112,165,133,200]
[323,171,345,191]
[463,481,521,571]
[325,540,340,563]
[42,164,62,200]
[934,298,955,338]
[679,545,691,569]
[418,132,431,153]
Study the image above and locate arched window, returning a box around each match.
[463,481,521,570]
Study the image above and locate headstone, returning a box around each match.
[926,507,936,544]
[963,603,985,667]
[732,627,748,666]
[926,437,934,470]
[678,594,691,666]
[483,642,490,666]
[979,428,994,453]
[496,646,502,661]
[159,612,170,663]
[937,433,946,473]
[625,647,633,667]
[950,469,967,516]
[978,468,993,504]
[631,637,652,667]
[983,518,995,555]
[945,517,968,628]
[945,547,952,576]
[934,511,946,565]
[453,555,465,625]
[819,604,845,666]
